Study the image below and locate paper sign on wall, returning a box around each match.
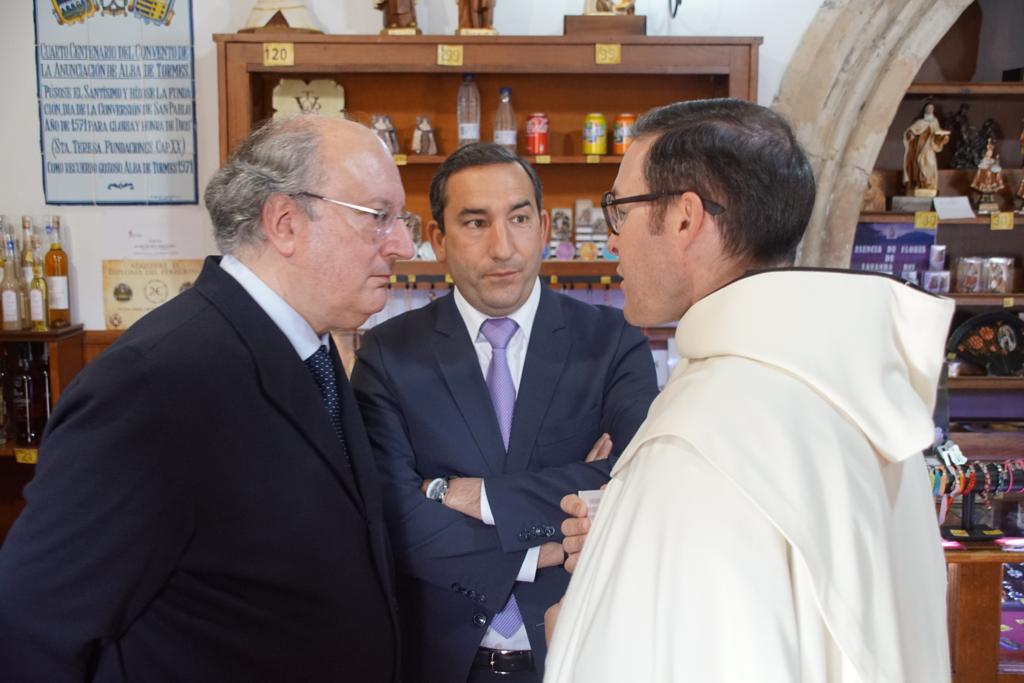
[34,0,198,205]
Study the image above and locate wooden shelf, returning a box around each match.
[951,293,1023,307]
[952,431,1024,458]
[906,82,1024,96]
[949,377,1024,391]
[859,212,1008,225]
[0,324,84,342]
[392,260,619,281]
[396,155,624,166]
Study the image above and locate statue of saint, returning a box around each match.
[584,0,635,13]
[971,139,1005,214]
[375,0,418,30]
[411,116,438,155]
[458,0,496,31]
[902,102,950,196]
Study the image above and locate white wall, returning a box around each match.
[0,0,822,330]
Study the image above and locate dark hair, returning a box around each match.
[429,143,543,233]
[634,98,815,266]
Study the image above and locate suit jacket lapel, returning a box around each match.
[432,294,506,473]
[507,286,570,474]
[194,257,364,515]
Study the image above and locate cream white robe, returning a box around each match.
[545,270,954,683]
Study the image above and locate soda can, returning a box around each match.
[613,113,636,154]
[526,113,549,155]
[583,113,607,155]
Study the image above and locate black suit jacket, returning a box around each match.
[351,284,658,682]
[0,257,399,682]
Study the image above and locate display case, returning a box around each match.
[213,32,760,288]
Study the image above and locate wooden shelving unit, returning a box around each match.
[213,32,760,224]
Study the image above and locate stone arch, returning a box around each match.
[774,0,974,267]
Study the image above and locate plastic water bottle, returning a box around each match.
[457,74,481,148]
[493,87,516,153]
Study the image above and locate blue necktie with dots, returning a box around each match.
[304,345,348,456]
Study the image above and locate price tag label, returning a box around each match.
[393,154,408,166]
[586,155,601,164]
[407,274,416,284]
[437,44,464,67]
[388,275,397,284]
[600,275,612,285]
[534,155,551,165]
[549,275,559,285]
[991,212,1015,231]
[262,43,294,67]
[14,448,37,465]
[914,211,938,230]
[595,43,622,65]
[1005,297,1016,308]
[444,273,454,284]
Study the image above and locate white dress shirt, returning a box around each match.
[452,279,542,651]
[220,255,329,360]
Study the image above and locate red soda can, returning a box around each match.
[526,112,549,155]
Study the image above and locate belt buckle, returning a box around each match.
[490,649,512,676]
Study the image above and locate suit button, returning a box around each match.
[544,525,556,537]
[518,531,529,541]
[477,594,487,603]
[472,612,488,628]
[467,589,477,600]
[451,582,460,592]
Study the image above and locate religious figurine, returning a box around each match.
[374,0,420,34]
[371,114,400,155]
[950,103,977,170]
[971,138,1005,214]
[411,116,438,156]
[457,0,496,33]
[902,102,950,197]
[861,172,886,212]
[1016,175,1024,215]
[584,0,636,13]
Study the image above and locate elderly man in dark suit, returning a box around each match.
[0,115,413,681]
[351,143,658,682]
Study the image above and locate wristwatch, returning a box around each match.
[425,477,450,505]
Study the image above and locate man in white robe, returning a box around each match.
[544,99,952,682]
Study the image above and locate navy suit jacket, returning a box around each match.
[351,284,658,682]
[0,257,399,682]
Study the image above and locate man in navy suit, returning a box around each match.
[351,143,658,682]
[0,116,411,681]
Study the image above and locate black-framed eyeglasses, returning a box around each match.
[600,190,726,236]
[293,191,412,243]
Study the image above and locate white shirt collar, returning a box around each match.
[219,254,329,361]
[453,277,541,344]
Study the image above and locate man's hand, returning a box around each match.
[537,541,564,569]
[419,477,483,520]
[544,597,564,646]
[584,433,613,463]
[560,493,592,573]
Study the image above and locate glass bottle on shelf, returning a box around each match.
[493,87,516,153]
[457,74,481,148]
[37,343,51,421]
[12,344,46,446]
[0,217,7,282]
[20,216,34,287]
[29,247,48,332]
[0,345,8,446]
[1,236,23,331]
[45,216,70,329]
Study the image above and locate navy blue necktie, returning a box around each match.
[304,345,348,455]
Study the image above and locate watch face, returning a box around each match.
[426,477,448,501]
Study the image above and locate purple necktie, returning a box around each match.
[480,317,523,638]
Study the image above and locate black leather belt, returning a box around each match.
[473,648,534,674]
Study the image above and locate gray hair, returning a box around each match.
[204,115,326,255]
